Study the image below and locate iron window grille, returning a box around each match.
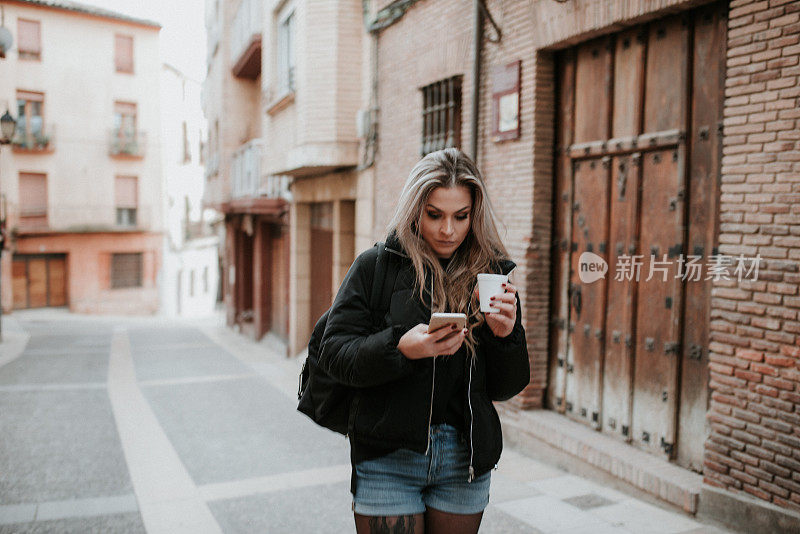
[420,76,462,156]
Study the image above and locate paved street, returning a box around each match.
[0,310,733,533]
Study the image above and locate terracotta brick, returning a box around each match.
[754,383,781,397]
[743,483,772,500]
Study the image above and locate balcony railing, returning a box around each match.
[11,205,156,233]
[109,129,147,158]
[231,139,264,199]
[205,152,220,179]
[12,123,55,153]
[263,175,291,201]
[231,139,292,202]
[230,0,262,79]
[207,20,220,64]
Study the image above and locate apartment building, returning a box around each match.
[0,0,162,315]
[203,0,367,354]
[160,62,219,318]
[364,0,800,529]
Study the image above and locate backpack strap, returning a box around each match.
[369,242,398,318]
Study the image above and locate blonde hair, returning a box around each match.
[387,148,509,360]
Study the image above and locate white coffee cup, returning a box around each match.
[477,273,508,313]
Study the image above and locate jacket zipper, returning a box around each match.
[424,273,435,455]
[467,357,475,482]
[424,356,436,455]
[466,297,475,482]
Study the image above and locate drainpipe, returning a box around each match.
[470,0,483,162]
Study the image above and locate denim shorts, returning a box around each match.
[352,424,491,516]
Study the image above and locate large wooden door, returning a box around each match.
[548,3,726,470]
[11,254,68,309]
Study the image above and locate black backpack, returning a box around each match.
[297,242,398,435]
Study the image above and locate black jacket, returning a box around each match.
[319,233,530,485]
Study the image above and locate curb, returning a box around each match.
[497,405,702,514]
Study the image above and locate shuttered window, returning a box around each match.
[278,11,296,94]
[115,175,138,227]
[17,19,41,60]
[18,173,48,228]
[420,76,462,156]
[115,34,134,73]
[111,253,143,288]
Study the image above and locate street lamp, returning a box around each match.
[0,109,17,341]
[1,110,16,141]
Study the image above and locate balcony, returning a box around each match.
[109,129,147,159]
[227,139,290,216]
[231,139,264,199]
[12,205,156,235]
[205,152,219,180]
[12,124,55,154]
[230,0,262,79]
[207,20,220,64]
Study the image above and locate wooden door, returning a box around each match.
[11,254,68,309]
[309,203,334,332]
[48,256,67,306]
[549,3,725,469]
[12,259,27,309]
[566,157,610,426]
[678,3,726,472]
[27,258,49,308]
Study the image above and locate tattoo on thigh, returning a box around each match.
[368,515,416,534]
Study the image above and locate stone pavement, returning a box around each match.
[0,309,736,533]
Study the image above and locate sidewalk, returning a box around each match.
[0,313,30,368]
[193,315,736,534]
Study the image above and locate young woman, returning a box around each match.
[319,148,529,534]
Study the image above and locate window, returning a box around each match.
[190,270,195,297]
[17,19,41,60]
[112,101,138,154]
[182,121,191,163]
[115,176,138,227]
[199,128,206,165]
[15,91,46,149]
[277,11,295,94]
[420,76,462,155]
[115,34,134,73]
[203,266,209,293]
[18,173,48,228]
[111,253,143,288]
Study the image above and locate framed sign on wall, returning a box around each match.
[491,60,521,142]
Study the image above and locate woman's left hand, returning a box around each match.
[477,281,517,338]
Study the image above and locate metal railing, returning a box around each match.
[109,129,147,157]
[231,139,292,201]
[230,0,262,66]
[231,139,264,199]
[12,123,55,152]
[205,152,220,179]
[11,204,157,233]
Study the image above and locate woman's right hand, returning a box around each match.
[397,323,467,360]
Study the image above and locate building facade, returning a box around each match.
[203,0,368,353]
[0,0,162,315]
[364,0,800,527]
[160,62,220,318]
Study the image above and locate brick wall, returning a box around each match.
[478,0,543,408]
[372,0,474,239]
[704,0,800,510]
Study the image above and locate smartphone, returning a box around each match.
[428,312,468,334]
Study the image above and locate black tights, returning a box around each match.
[354,508,484,534]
